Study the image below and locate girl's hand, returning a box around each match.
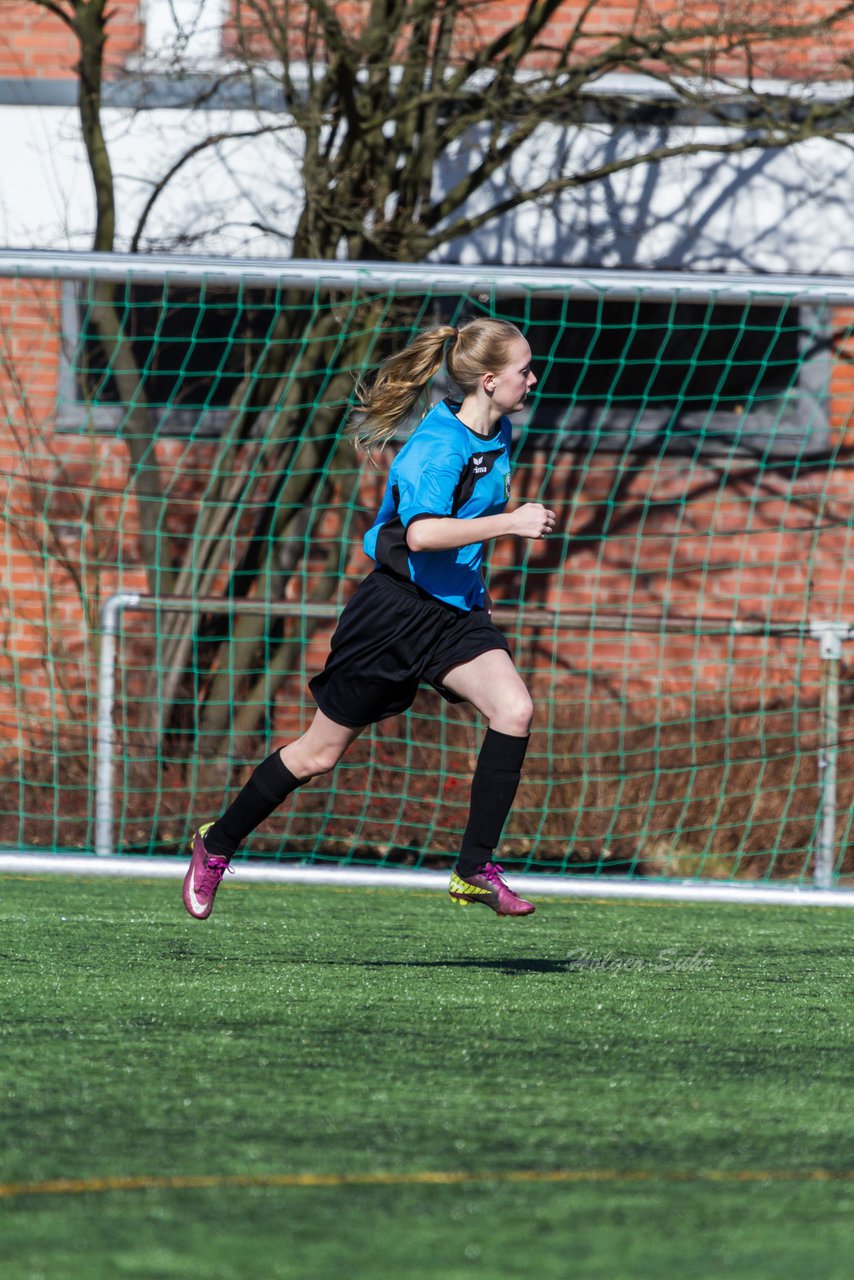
[507,503,557,539]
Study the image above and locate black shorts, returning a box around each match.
[308,569,512,728]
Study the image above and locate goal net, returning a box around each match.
[1,252,853,893]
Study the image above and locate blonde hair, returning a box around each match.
[352,317,525,455]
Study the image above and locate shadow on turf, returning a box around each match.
[361,958,573,976]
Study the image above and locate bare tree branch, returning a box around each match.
[27,0,77,29]
[129,123,292,252]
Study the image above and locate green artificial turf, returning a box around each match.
[2,874,854,1279]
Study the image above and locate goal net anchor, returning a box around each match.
[810,620,854,891]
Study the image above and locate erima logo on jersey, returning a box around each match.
[472,454,488,475]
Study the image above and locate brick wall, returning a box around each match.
[830,308,854,450]
[224,0,854,81]
[2,2,849,85]
[0,1,141,79]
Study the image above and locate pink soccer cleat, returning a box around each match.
[182,822,233,920]
[448,862,535,917]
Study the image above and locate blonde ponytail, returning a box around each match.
[351,317,524,457]
[352,325,458,455]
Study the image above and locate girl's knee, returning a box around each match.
[279,740,343,780]
[490,687,534,737]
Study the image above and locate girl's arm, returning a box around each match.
[406,503,555,553]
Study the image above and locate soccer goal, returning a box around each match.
[1,249,853,903]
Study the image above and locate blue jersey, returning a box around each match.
[363,399,512,611]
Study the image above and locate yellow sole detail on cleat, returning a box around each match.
[451,897,469,907]
[449,876,490,897]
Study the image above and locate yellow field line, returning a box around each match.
[2,1167,853,1200]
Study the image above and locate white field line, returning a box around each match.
[2,852,854,906]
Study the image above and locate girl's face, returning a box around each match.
[486,337,537,414]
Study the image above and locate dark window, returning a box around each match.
[58,283,831,458]
[437,294,830,460]
[59,282,300,436]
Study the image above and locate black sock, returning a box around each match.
[456,729,530,877]
[203,752,307,859]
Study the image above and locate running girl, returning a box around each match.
[183,318,556,919]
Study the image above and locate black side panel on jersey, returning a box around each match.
[374,483,411,577]
[451,449,502,515]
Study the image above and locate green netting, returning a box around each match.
[1,255,853,885]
